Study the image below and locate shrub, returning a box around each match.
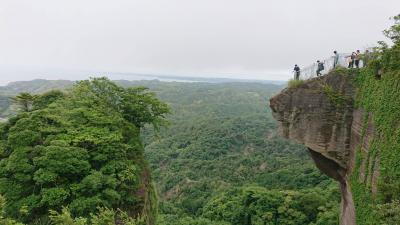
[288,79,305,88]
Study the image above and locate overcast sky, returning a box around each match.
[0,0,399,84]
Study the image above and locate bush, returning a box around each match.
[288,79,305,88]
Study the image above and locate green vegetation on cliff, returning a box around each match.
[351,14,400,225]
[0,78,168,224]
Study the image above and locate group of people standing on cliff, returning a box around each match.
[344,50,371,69]
[293,49,371,80]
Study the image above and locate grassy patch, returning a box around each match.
[287,79,304,88]
[322,84,346,108]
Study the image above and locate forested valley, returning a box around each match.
[139,81,340,225]
[0,79,340,224]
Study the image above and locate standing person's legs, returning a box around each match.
[355,60,360,68]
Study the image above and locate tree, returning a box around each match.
[71,78,169,130]
[10,92,36,112]
[0,195,24,225]
[33,90,65,110]
[383,14,400,44]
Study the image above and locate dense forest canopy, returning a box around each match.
[139,82,340,225]
[0,79,339,225]
[0,78,169,224]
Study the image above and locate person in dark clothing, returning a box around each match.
[347,52,356,68]
[333,51,339,68]
[316,60,324,76]
[293,64,300,80]
[354,50,361,68]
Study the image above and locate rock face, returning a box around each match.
[269,72,357,225]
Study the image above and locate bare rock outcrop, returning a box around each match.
[269,72,357,225]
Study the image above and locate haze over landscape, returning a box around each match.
[1,0,400,84]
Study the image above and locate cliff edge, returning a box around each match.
[269,72,367,225]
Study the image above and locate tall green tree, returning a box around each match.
[10,92,36,112]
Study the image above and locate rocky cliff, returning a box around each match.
[269,71,378,225]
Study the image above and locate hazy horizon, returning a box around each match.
[1,0,399,84]
[0,69,288,86]
[0,66,290,85]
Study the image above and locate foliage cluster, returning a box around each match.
[1,195,146,225]
[322,84,346,108]
[0,78,169,224]
[202,186,339,225]
[287,79,304,89]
